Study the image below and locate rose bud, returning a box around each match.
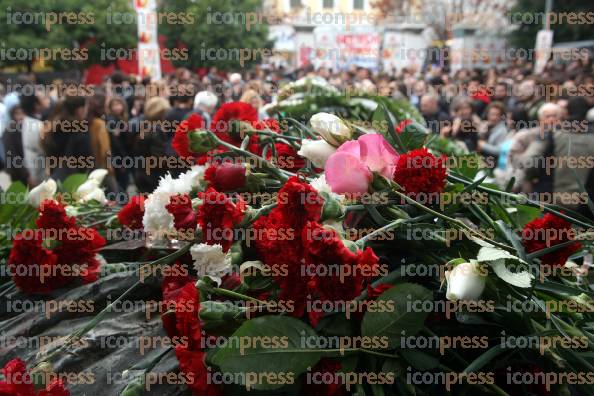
[310,112,352,147]
[204,162,247,191]
[297,138,336,169]
[445,261,486,301]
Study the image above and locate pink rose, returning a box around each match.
[325,134,399,194]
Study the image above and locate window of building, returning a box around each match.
[353,0,364,10]
[290,0,301,8]
[322,0,334,9]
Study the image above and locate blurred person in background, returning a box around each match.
[19,90,46,185]
[240,89,266,119]
[553,97,594,219]
[88,93,118,193]
[448,97,481,152]
[106,97,131,192]
[508,103,561,194]
[130,97,171,192]
[478,101,508,160]
[419,93,451,135]
[193,91,218,127]
[229,73,244,102]
[43,96,91,181]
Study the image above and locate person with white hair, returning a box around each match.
[229,72,244,101]
[193,91,218,126]
[507,102,560,194]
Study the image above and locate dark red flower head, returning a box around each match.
[172,113,207,163]
[162,267,201,350]
[269,143,305,173]
[0,358,70,396]
[117,195,145,230]
[197,188,246,252]
[252,118,281,133]
[204,163,247,192]
[277,176,324,227]
[36,200,75,232]
[393,148,447,197]
[166,194,198,232]
[522,213,582,266]
[7,230,63,294]
[210,102,258,136]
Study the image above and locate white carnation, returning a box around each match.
[190,243,232,280]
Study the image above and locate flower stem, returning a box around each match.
[392,189,515,252]
[210,133,289,182]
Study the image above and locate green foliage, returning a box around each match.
[0,0,135,70]
[159,0,271,70]
[509,0,594,49]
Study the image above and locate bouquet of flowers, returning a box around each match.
[1,83,593,396]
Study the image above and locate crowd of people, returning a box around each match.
[0,57,592,216]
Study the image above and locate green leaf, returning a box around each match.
[463,345,507,373]
[399,349,439,370]
[510,204,542,228]
[210,316,321,390]
[361,283,432,348]
[490,259,534,288]
[0,181,27,223]
[200,301,246,336]
[61,173,88,193]
[477,246,524,263]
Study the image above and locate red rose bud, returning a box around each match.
[188,129,218,154]
[205,163,247,191]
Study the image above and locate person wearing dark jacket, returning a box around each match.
[43,96,92,181]
[128,97,171,193]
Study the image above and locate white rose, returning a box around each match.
[445,261,486,301]
[28,179,57,207]
[191,243,232,281]
[297,139,336,168]
[310,112,351,146]
[88,169,108,185]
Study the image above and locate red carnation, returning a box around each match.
[162,268,201,350]
[393,148,447,198]
[210,102,258,137]
[7,231,65,294]
[204,163,247,192]
[53,227,106,283]
[37,380,69,396]
[302,221,379,325]
[166,194,198,231]
[0,358,35,396]
[117,195,145,230]
[252,118,281,133]
[175,347,223,396]
[197,188,246,252]
[252,177,325,317]
[172,113,207,164]
[0,358,70,396]
[522,213,582,266]
[36,200,76,231]
[270,142,305,173]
